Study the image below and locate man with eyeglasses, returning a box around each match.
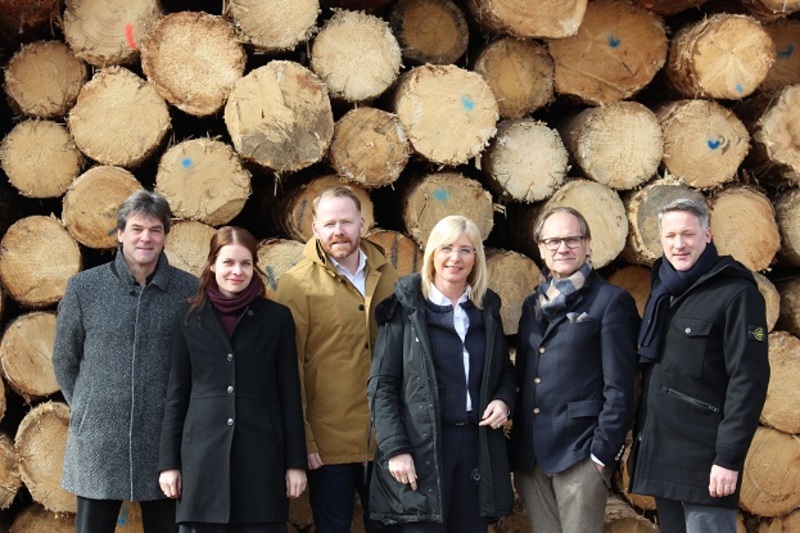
[510,207,640,533]
[629,199,769,533]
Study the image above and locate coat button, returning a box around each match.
[227,353,233,361]
[533,377,541,384]
[539,347,546,354]
[358,304,365,311]
[533,408,540,415]
[685,327,692,334]
[227,418,234,426]
[227,386,234,394]
[247,309,254,316]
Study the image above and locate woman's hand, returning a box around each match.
[286,468,307,498]
[479,399,510,430]
[159,469,182,499]
[388,453,418,491]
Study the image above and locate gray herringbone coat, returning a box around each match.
[53,251,197,501]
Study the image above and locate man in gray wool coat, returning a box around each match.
[53,190,198,533]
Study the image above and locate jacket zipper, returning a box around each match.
[664,387,720,413]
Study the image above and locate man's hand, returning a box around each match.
[159,469,181,499]
[388,453,418,491]
[308,452,324,470]
[286,468,307,498]
[709,464,739,498]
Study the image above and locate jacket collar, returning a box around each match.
[111,248,173,290]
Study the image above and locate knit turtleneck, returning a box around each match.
[207,279,262,337]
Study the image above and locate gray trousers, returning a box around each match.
[515,459,609,533]
[655,498,737,533]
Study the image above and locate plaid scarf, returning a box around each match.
[536,260,593,321]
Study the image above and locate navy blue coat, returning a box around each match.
[511,271,640,475]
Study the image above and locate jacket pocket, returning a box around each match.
[664,317,713,378]
[663,387,720,413]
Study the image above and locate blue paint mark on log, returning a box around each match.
[461,95,475,111]
[777,44,794,58]
[265,265,278,291]
[608,34,621,48]
[735,83,744,93]
[182,158,193,168]
[118,505,129,525]
[708,139,721,150]
[433,188,449,201]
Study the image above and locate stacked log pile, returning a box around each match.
[0,0,799,530]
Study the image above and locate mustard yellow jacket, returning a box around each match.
[275,237,398,464]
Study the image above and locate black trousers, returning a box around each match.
[178,523,286,533]
[76,497,176,533]
[402,424,488,533]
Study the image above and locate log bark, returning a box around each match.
[737,84,800,185]
[666,14,775,100]
[62,166,142,249]
[776,278,800,341]
[63,0,162,67]
[630,0,708,15]
[740,426,800,517]
[560,102,662,190]
[0,0,60,42]
[256,238,305,298]
[708,186,780,271]
[0,434,19,510]
[761,19,800,92]
[365,229,423,277]
[547,0,668,105]
[225,0,319,52]
[163,220,216,279]
[9,503,73,533]
[622,177,706,266]
[224,61,334,173]
[760,331,800,434]
[0,312,59,403]
[464,0,587,39]
[140,12,246,117]
[156,138,251,226]
[481,118,568,203]
[390,0,469,65]
[603,495,658,532]
[328,108,410,189]
[472,37,554,120]
[310,10,401,102]
[485,249,541,335]
[4,40,88,118]
[0,119,84,198]
[607,265,651,317]
[774,187,800,267]
[753,271,780,332]
[757,508,800,533]
[0,216,82,309]
[393,64,498,166]
[0,366,5,422]
[275,175,375,242]
[402,171,494,247]
[14,401,75,513]
[68,67,170,168]
[655,99,750,189]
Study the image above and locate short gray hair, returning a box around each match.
[534,207,592,243]
[657,198,710,232]
[116,190,172,234]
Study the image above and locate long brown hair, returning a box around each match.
[187,226,265,315]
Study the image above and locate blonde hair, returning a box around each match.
[421,216,488,308]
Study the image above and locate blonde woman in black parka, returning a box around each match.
[158,227,307,533]
[368,216,516,532]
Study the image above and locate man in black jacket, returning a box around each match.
[630,198,770,533]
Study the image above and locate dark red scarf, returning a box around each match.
[207,279,262,338]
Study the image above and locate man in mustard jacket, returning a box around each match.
[275,186,398,533]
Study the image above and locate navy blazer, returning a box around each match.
[511,271,640,474]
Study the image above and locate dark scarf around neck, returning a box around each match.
[207,279,262,337]
[638,241,720,363]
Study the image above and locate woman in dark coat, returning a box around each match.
[368,215,516,533]
[158,226,307,533]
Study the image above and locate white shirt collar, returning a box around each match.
[329,249,366,276]
[427,283,472,306]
